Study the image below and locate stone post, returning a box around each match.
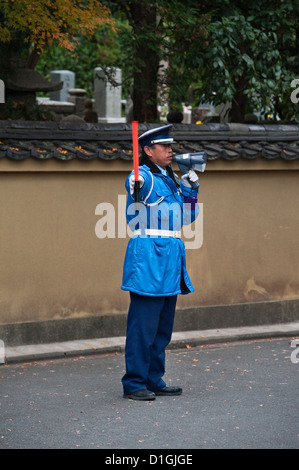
[67,88,87,117]
[94,67,125,123]
[50,70,75,102]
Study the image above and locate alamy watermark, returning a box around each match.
[95,195,203,249]
[290,339,299,364]
[0,340,5,364]
[290,79,299,104]
[0,79,4,104]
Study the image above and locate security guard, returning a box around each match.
[121,124,199,400]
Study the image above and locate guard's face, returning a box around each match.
[145,143,173,169]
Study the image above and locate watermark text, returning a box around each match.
[95,195,203,249]
[0,340,5,364]
[290,339,299,364]
[290,79,299,104]
[0,80,4,104]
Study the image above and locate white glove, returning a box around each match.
[181,169,199,188]
[129,174,144,195]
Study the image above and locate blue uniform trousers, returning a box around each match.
[122,292,177,395]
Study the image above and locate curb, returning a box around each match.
[2,322,299,364]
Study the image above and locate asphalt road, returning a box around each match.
[0,337,298,451]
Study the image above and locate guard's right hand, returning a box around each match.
[129,174,144,195]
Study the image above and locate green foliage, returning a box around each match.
[36,22,129,98]
[106,0,209,119]
[3,0,299,122]
[191,1,299,121]
[157,2,209,109]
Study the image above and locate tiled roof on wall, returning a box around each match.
[0,120,299,161]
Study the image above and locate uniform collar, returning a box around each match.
[156,164,168,176]
[140,153,162,174]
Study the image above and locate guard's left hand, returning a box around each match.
[181,169,199,188]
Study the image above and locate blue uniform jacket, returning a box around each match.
[121,164,199,297]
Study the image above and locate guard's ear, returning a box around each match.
[144,145,153,158]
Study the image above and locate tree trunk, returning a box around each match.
[26,48,41,69]
[130,2,159,122]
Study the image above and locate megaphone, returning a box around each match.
[172,151,207,188]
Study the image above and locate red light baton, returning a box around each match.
[132,121,140,203]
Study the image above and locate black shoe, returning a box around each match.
[123,389,156,401]
[155,386,182,396]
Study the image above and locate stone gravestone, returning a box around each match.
[67,88,86,117]
[94,67,125,123]
[50,70,75,102]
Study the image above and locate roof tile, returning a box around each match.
[0,121,298,161]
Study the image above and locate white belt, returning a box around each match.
[134,229,181,238]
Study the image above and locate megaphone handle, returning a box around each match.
[190,180,200,189]
[134,180,140,204]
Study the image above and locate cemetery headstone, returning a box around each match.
[94,67,125,123]
[50,70,75,102]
